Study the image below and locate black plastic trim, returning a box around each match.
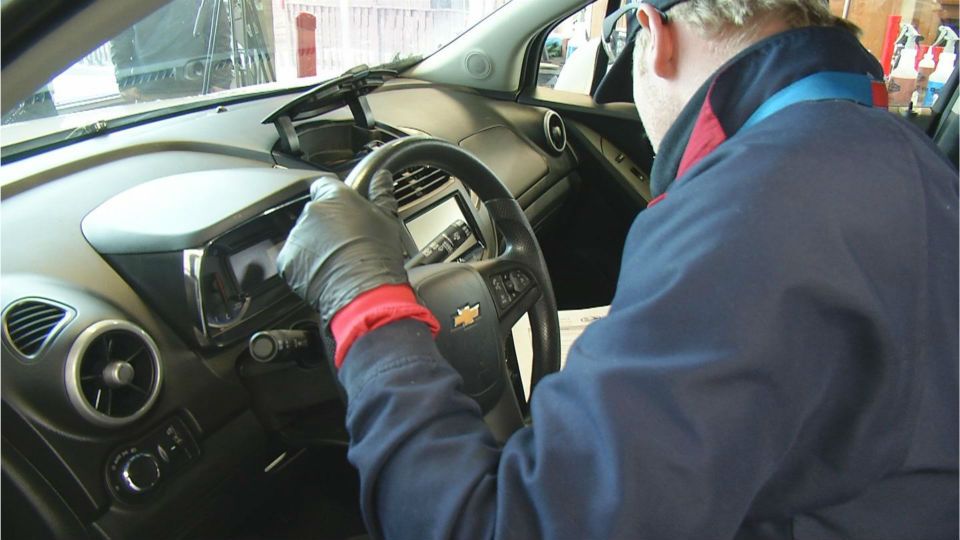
[1,402,100,520]
[2,439,90,540]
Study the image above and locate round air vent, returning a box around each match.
[65,320,162,428]
[543,110,567,154]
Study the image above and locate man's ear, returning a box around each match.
[636,3,677,79]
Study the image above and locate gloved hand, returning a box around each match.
[277,171,409,327]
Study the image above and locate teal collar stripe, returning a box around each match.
[743,71,878,130]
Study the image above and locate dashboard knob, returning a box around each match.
[102,360,135,388]
[119,452,161,494]
[249,329,311,363]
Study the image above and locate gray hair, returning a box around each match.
[632,0,858,62]
[669,0,859,45]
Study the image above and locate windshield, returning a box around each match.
[1,0,511,146]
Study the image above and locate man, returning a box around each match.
[110,0,232,102]
[278,0,959,538]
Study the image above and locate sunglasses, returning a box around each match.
[601,1,685,59]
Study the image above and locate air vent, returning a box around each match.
[543,109,567,154]
[3,299,73,359]
[393,166,453,207]
[65,320,162,428]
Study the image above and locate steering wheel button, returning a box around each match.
[510,271,530,291]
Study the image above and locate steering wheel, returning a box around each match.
[345,136,560,440]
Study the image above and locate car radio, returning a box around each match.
[402,193,483,265]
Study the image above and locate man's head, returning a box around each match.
[628,0,858,151]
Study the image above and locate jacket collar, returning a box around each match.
[649,26,885,198]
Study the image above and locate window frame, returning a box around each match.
[521,0,625,99]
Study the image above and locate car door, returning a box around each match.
[507,0,653,309]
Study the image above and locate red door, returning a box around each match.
[296,13,317,78]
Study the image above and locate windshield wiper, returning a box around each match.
[2,59,415,164]
[375,55,424,73]
[1,118,116,162]
[66,120,110,139]
[0,99,218,163]
[1,85,293,163]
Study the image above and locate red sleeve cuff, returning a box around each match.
[330,284,441,368]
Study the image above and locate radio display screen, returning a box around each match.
[229,239,285,291]
[406,197,468,250]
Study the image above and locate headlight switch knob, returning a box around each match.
[119,452,161,494]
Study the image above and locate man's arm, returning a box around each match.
[280,140,925,539]
[334,160,920,539]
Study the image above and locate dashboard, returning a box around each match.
[0,78,578,538]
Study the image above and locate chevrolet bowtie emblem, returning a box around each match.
[452,303,481,329]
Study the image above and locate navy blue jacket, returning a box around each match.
[339,27,959,539]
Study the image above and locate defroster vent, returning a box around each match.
[3,299,73,359]
[393,166,453,207]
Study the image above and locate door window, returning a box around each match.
[537,1,614,94]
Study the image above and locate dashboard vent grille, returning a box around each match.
[3,299,71,358]
[393,166,452,207]
[66,321,162,427]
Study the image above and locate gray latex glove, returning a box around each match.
[277,172,408,326]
